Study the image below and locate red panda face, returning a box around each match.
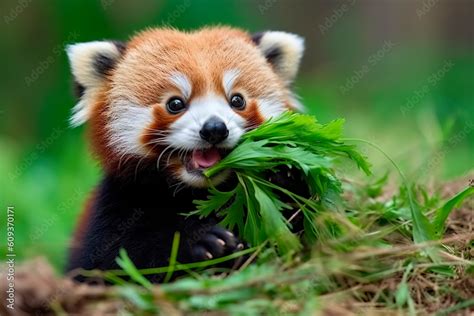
[67,27,304,187]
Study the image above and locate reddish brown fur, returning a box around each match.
[140,104,183,154]
[86,26,297,173]
[110,27,286,107]
[88,87,116,171]
[240,100,265,128]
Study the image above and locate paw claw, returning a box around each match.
[190,225,246,265]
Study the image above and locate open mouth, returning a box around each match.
[185,147,228,173]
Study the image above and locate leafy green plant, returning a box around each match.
[72,113,472,315]
[190,112,371,255]
[433,186,474,237]
[59,170,474,315]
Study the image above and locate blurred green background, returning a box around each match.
[0,0,472,270]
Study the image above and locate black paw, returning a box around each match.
[191,226,245,263]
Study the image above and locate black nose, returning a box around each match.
[199,116,229,145]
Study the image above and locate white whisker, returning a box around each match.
[166,147,181,166]
[156,144,174,169]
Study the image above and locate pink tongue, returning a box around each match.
[192,148,221,168]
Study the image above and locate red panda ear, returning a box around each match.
[252,31,305,86]
[66,41,125,126]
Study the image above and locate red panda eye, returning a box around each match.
[230,94,246,110]
[166,97,186,114]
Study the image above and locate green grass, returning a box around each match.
[73,175,473,315]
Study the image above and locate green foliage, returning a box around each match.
[344,138,439,258]
[164,232,181,283]
[433,186,474,237]
[192,112,371,255]
[395,263,415,314]
[87,172,473,315]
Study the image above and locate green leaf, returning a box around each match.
[163,232,180,283]
[395,283,409,307]
[395,263,413,307]
[192,186,236,217]
[432,186,474,237]
[250,179,301,254]
[395,262,414,314]
[240,176,266,246]
[220,185,245,233]
[409,195,436,244]
[366,172,389,198]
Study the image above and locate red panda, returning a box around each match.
[66,26,305,282]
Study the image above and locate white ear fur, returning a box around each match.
[253,31,305,85]
[66,41,123,126]
[66,41,122,88]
